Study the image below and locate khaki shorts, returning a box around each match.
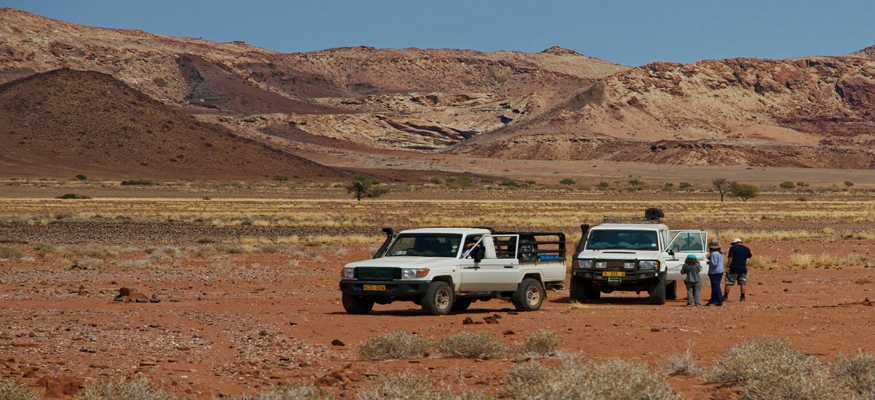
[725,273,747,286]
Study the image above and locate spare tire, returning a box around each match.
[519,236,538,261]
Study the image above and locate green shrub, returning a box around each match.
[729,183,759,202]
[73,378,186,400]
[796,181,809,188]
[75,174,88,181]
[559,178,576,185]
[664,182,674,187]
[120,179,154,186]
[845,181,854,187]
[499,180,520,187]
[457,176,473,185]
[779,181,796,189]
[598,181,610,188]
[429,177,443,184]
[525,179,536,185]
[627,179,645,186]
[273,174,289,182]
[354,330,434,361]
[445,177,457,184]
[0,379,39,400]
[481,178,494,183]
[437,332,506,359]
[832,352,875,398]
[57,193,91,199]
[0,246,24,259]
[513,330,561,359]
[679,182,692,189]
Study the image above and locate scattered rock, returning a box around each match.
[462,317,474,325]
[502,330,515,335]
[331,339,345,346]
[483,316,500,324]
[150,295,161,303]
[651,327,661,332]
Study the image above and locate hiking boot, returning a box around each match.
[740,295,746,302]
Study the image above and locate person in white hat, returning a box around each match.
[724,238,752,302]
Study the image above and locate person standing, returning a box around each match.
[705,239,724,306]
[680,254,702,307]
[724,238,752,302]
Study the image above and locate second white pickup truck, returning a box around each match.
[339,227,567,315]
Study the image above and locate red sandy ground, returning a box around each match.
[1,240,875,399]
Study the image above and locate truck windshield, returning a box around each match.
[385,234,463,257]
[586,230,659,250]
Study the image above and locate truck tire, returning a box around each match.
[569,277,586,302]
[519,236,538,261]
[512,278,544,311]
[451,299,472,312]
[649,274,666,305]
[342,294,374,314]
[666,280,677,300]
[422,281,453,315]
[583,285,601,301]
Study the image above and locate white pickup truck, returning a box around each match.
[339,227,567,315]
[569,215,708,305]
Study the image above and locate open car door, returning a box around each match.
[664,230,709,281]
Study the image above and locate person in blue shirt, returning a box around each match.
[724,238,753,302]
[705,239,724,306]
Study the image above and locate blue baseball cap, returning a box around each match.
[686,254,698,260]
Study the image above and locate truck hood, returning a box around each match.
[577,250,663,260]
[344,257,458,269]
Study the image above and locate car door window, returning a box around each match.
[668,232,704,253]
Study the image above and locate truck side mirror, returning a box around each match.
[668,250,675,256]
[474,248,485,263]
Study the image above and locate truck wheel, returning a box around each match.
[512,278,544,311]
[422,281,453,315]
[649,274,666,305]
[342,294,374,314]
[583,285,601,301]
[519,236,538,261]
[666,280,677,300]
[451,299,472,312]
[569,277,586,302]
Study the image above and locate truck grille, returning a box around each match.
[356,267,401,281]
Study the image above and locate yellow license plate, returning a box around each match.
[603,271,625,277]
[363,285,386,291]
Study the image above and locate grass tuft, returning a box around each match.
[354,330,434,361]
[513,330,562,359]
[437,332,507,359]
[73,377,186,400]
[0,379,40,400]
[226,383,334,400]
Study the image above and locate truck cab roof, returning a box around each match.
[398,228,492,235]
[590,223,668,231]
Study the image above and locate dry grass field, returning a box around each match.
[2,179,875,399]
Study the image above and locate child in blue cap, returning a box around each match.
[681,254,702,307]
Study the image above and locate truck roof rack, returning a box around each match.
[603,216,662,223]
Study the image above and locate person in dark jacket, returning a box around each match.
[706,239,724,306]
[680,254,702,307]
[725,238,752,302]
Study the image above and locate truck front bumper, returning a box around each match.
[339,280,430,297]
[571,269,660,286]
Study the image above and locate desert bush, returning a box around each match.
[228,383,333,400]
[273,174,289,182]
[480,178,494,183]
[0,379,40,400]
[504,355,681,400]
[120,179,154,186]
[73,377,186,400]
[358,372,488,400]
[597,181,610,188]
[797,181,809,188]
[663,340,699,375]
[0,246,24,259]
[779,181,796,189]
[75,174,88,181]
[525,179,537,185]
[436,332,506,359]
[854,277,874,285]
[457,176,474,185]
[790,254,812,268]
[729,183,759,201]
[845,181,855,187]
[513,330,561,359]
[57,193,92,199]
[679,182,692,188]
[560,178,576,185]
[499,180,520,187]
[832,352,875,399]
[665,182,674,187]
[33,243,57,257]
[354,330,434,361]
[627,179,645,186]
[64,247,117,259]
[257,244,285,254]
[430,178,443,184]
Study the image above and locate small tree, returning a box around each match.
[628,179,645,186]
[346,174,390,201]
[559,178,576,185]
[845,181,854,187]
[712,178,734,202]
[779,181,795,189]
[75,174,88,181]
[679,182,692,189]
[273,174,289,182]
[598,181,610,189]
[796,181,809,188]
[729,183,759,202]
[665,182,674,187]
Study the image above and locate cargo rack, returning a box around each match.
[603,216,662,224]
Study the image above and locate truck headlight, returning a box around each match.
[402,269,429,279]
[574,260,593,268]
[341,267,355,278]
[623,262,635,269]
[595,261,607,269]
[638,261,658,269]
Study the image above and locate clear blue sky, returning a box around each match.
[8,0,875,66]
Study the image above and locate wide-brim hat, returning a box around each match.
[708,239,721,250]
[731,238,743,244]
